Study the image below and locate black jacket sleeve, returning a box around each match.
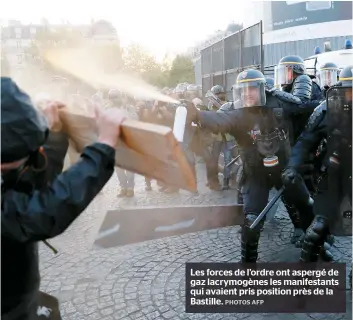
[287,102,327,169]
[282,99,322,116]
[42,131,69,183]
[198,110,239,136]
[1,142,115,243]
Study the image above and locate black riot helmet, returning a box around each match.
[211,85,226,101]
[337,65,353,88]
[1,77,49,164]
[336,65,353,104]
[275,55,306,86]
[233,69,266,107]
[319,62,338,88]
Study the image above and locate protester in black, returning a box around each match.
[1,77,125,319]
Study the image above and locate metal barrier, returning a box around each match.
[201,21,264,99]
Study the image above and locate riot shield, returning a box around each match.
[326,86,352,236]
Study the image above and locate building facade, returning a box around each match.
[192,1,353,85]
[252,1,353,65]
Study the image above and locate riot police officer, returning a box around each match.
[271,56,323,239]
[318,62,339,96]
[211,84,226,100]
[282,66,352,266]
[273,55,313,103]
[282,64,340,255]
[186,69,313,263]
[208,85,226,111]
[273,54,324,104]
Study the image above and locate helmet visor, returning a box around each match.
[234,81,266,108]
[319,69,338,87]
[275,64,294,86]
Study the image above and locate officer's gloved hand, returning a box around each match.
[180,99,200,122]
[265,83,274,92]
[282,167,297,186]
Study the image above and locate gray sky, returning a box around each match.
[1,0,259,59]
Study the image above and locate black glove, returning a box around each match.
[282,167,297,186]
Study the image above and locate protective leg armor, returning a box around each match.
[282,198,304,244]
[300,215,329,262]
[241,213,264,263]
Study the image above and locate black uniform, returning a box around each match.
[195,93,314,262]
[271,56,323,236]
[1,78,116,319]
[283,67,352,265]
[272,55,323,142]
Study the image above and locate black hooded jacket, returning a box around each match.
[1,78,116,319]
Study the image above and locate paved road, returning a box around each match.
[39,164,352,320]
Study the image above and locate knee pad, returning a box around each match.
[244,213,259,227]
[243,213,264,234]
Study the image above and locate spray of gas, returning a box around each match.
[42,44,179,105]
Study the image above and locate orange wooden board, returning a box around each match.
[59,111,196,192]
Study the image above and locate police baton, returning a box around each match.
[226,155,240,168]
[250,186,285,230]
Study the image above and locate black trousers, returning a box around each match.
[300,173,351,262]
[240,168,310,263]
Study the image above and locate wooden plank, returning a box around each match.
[59,110,196,191]
[93,204,243,249]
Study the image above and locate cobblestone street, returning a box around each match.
[39,164,352,320]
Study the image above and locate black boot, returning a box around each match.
[241,213,263,263]
[300,215,329,263]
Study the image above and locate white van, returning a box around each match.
[305,48,353,76]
